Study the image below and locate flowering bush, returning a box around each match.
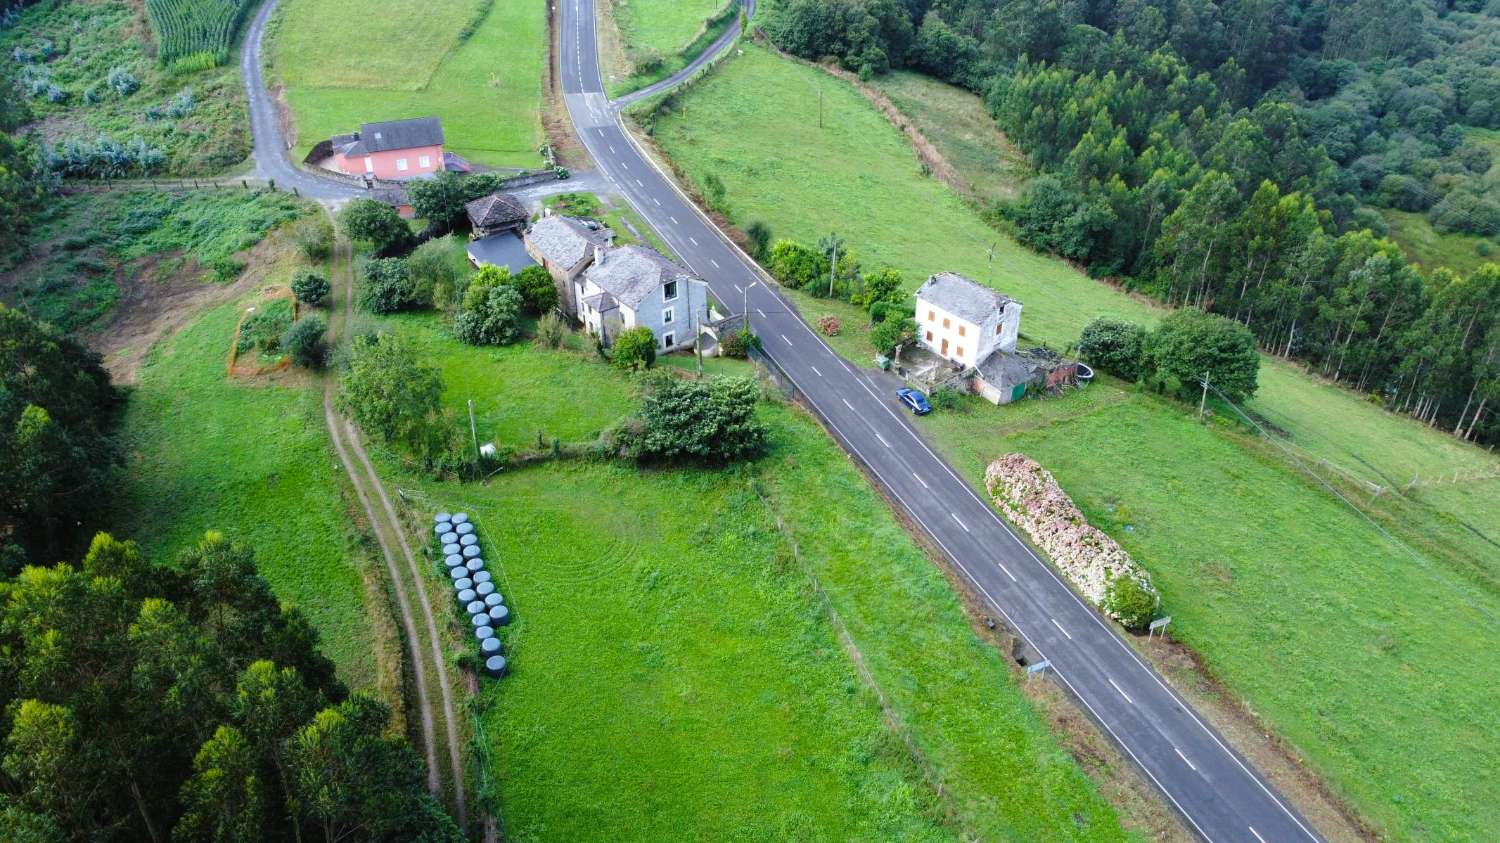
[985,454,1159,627]
[816,315,841,336]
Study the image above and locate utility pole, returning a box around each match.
[818,87,823,129]
[467,398,480,477]
[1199,374,1209,419]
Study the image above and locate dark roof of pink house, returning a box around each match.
[335,117,444,156]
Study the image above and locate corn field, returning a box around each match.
[144,0,257,65]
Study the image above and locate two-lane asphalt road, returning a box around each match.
[559,3,1325,841]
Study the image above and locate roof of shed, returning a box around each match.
[914,272,1014,325]
[465,192,528,228]
[584,245,698,309]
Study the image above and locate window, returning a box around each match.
[928,309,935,322]
[419,155,431,168]
[663,280,678,301]
[363,157,373,173]
[958,325,966,337]
[395,158,409,172]
[662,332,675,349]
[925,330,933,341]
[957,346,965,358]
[943,318,950,329]
[995,323,1002,335]
[662,307,674,324]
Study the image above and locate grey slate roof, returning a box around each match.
[525,214,611,269]
[465,192,528,229]
[582,292,618,313]
[336,117,444,156]
[914,272,1014,325]
[584,245,697,309]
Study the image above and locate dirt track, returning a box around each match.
[320,226,469,827]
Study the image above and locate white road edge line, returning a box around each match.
[1109,678,1134,704]
[1051,618,1072,640]
[1175,747,1197,772]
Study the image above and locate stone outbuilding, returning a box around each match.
[465,192,528,237]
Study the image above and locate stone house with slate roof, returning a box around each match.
[574,245,709,352]
[912,272,1073,404]
[465,192,528,237]
[523,211,613,312]
[330,117,445,180]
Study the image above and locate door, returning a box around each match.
[940,338,949,356]
[363,156,374,174]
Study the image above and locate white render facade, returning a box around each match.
[913,272,1021,367]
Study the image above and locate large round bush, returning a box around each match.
[612,326,657,370]
[1077,317,1146,381]
[1143,309,1260,402]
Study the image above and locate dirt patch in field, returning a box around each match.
[94,234,300,384]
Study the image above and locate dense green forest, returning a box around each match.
[760,0,1500,444]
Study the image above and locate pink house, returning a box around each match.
[329,117,445,181]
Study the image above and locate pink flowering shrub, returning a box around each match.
[816,315,841,336]
[984,454,1159,626]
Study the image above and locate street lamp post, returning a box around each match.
[743,280,759,330]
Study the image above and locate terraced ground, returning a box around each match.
[647,42,1500,840]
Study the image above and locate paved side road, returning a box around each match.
[559,1,1327,841]
[239,0,608,203]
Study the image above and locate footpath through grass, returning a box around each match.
[271,0,546,167]
[648,43,1500,839]
[370,314,1139,841]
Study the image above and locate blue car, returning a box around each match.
[896,387,932,415]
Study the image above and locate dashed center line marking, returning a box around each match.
[780,333,792,346]
[1174,747,1197,771]
[842,398,854,410]
[635,178,643,186]
[710,259,720,268]
[756,308,766,318]
[670,216,678,224]
[810,365,822,376]
[1109,678,1134,704]
[876,432,890,447]
[998,562,1017,582]
[689,236,699,245]
[653,197,661,206]
[1051,618,1072,640]
[608,145,616,154]
[1248,828,1267,843]
[913,472,928,489]
[951,513,968,532]
[733,283,743,293]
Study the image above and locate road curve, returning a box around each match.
[611,0,756,106]
[560,2,1326,841]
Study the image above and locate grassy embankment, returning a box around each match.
[87,193,384,690]
[0,0,249,174]
[648,43,1500,840]
[1379,126,1500,276]
[599,0,738,97]
[270,0,545,168]
[361,310,1145,841]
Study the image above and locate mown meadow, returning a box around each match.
[648,42,1500,840]
[602,0,737,96]
[270,0,546,168]
[363,311,1146,841]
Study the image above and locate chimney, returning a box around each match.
[543,206,552,217]
[594,245,605,265]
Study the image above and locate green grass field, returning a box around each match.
[926,389,1500,842]
[365,314,1140,840]
[649,44,1500,839]
[874,71,1031,203]
[0,0,249,175]
[614,0,730,57]
[270,0,546,168]
[109,286,378,687]
[1380,209,1496,277]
